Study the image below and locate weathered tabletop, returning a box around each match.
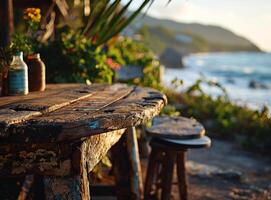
[0,83,167,200]
[0,83,166,143]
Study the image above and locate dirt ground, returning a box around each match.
[172,139,271,200]
[140,138,271,200]
[94,138,271,200]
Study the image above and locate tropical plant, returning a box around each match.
[79,0,152,45]
[55,0,171,46]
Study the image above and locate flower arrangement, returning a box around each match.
[11,8,42,55]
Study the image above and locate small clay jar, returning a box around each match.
[26,53,46,92]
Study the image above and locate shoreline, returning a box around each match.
[162,52,271,113]
[186,51,267,56]
[163,81,271,115]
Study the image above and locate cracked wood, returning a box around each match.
[0,84,166,143]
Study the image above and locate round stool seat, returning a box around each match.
[146,116,205,140]
[151,136,211,151]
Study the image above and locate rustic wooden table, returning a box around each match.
[0,83,167,200]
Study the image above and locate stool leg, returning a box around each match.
[144,147,161,200]
[176,151,188,200]
[111,127,143,200]
[161,151,176,200]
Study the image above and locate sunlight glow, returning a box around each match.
[127,0,271,52]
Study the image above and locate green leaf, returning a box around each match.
[96,0,151,45]
[83,0,110,36]
[99,0,133,40]
[84,0,121,38]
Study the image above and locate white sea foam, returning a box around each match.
[163,52,271,111]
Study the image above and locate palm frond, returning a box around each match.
[96,0,152,45]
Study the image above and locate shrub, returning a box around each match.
[38,29,113,83]
[108,37,164,90]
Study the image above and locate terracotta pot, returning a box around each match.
[26,53,46,92]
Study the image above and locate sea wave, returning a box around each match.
[163,52,271,111]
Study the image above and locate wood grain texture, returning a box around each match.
[0,142,72,177]
[146,116,205,140]
[44,176,85,200]
[79,129,126,173]
[0,84,85,107]
[0,85,166,143]
[0,129,126,177]
[0,84,133,142]
[0,84,166,199]
[0,84,105,129]
[55,86,167,142]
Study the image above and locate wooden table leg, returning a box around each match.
[111,133,131,200]
[161,151,176,200]
[177,151,188,200]
[126,127,143,200]
[111,127,143,200]
[43,174,90,200]
[43,159,90,200]
[17,175,34,200]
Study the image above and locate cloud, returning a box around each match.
[148,1,206,22]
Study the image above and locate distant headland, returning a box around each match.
[126,13,261,57]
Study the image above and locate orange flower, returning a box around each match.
[23,8,41,23]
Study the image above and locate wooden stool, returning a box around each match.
[144,117,211,200]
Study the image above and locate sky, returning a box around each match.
[127,0,271,52]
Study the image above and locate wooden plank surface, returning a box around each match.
[0,84,167,143]
[0,84,134,142]
[0,84,132,142]
[60,87,167,140]
[0,84,107,127]
[35,86,165,142]
[0,84,84,107]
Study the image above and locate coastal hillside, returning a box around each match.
[126,14,261,55]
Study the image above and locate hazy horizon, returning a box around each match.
[127,0,271,52]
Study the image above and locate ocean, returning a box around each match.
[163,52,271,111]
